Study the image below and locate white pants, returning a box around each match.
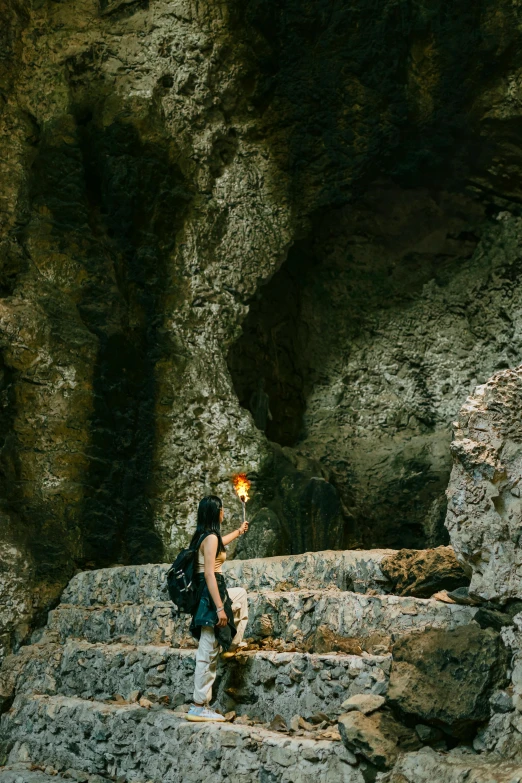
[193,586,248,705]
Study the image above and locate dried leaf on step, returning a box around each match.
[268,714,287,732]
[318,728,341,741]
[235,714,253,725]
[432,590,456,604]
[308,712,331,724]
[289,714,300,732]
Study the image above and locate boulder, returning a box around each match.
[445,366,522,602]
[380,546,468,598]
[387,747,522,783]
[387,625,508,738]
[338,709,420,770]
[340,694,385,715]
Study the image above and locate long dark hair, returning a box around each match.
[190,495,225,554]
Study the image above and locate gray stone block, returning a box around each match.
[45,591,478,651]
[1,640,390,724]
[387,747,522,783]
[59,549,395,609]
[1,694,366,783]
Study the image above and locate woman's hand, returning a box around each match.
[238,520,249,536]
[216,608,228,628]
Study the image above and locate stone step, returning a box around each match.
[44,590,479,652]
[0,770,109,783]
[59,549,395,608]
[387,747,522,782]
[1,640,390,724]
[0,694,367,783]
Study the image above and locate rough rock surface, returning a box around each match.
[3,0,522,654]
[386,747,522,783]
[44,588,479,652]
[0,640,391,724]
[232,212,522,552]
[338,709,420,770]
[58,549,395,608]
[446,366,522,603]
[0,772,111,783]
[1,554,520,781]
[380,546,468,598]
[1,695,364,783]
[387,625,508,738]
[340,694,386,715]
[472,616,522,760]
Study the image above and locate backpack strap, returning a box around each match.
[192,531,210,552]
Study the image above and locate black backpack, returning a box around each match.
[166,533,206,614]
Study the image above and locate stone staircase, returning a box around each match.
[1,549,522,783]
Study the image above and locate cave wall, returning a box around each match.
[287,195,522,550]
[230,189,522,550]
[1,0,522,657]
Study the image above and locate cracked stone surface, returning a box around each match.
[0,695,365,783]
[1,552,521,780]
[59,549,395,609]
[4,0,522,777]
[446,366,522,602]
[387,625,509,738]
[385,747,522,783]
[0,640,391,724]
[3,0,522,659]
[43,588,478,652]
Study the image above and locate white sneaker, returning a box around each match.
[186,705,226,722]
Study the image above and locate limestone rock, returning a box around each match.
[1,694,365,782]
[446,366,522,602]
[414,724,444,744]
[3,0,522,654]
[489,690,513,714]
[388,747,522,783]
[0,0,522,651]
[387,625,508,737]
[380,546,468,598]
[338,709,420,770]
[0,638,392,726]
[340,694,385,715]
[259,614,274,637]
[59,548,394,607]
[235,447,345,559]
[277,213,522,553]
[46,586,479,651]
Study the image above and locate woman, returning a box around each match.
[186,494,249,722]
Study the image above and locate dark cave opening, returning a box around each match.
[227,239,314,448]
[228,185,491,552]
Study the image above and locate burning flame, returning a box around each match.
[232,473,251,503]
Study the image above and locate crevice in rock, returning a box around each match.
[227,239,312,447]
[73,114,193,566]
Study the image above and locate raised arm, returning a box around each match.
[222,520,249,546]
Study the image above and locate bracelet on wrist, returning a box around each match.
[216,605,224,612]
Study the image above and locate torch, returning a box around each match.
[232,473,251,528]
